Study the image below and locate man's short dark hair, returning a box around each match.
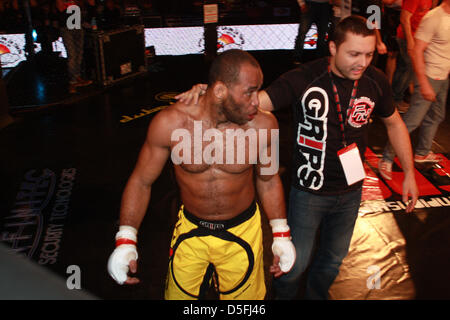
[332,15,376,48]
[208,49,260,86]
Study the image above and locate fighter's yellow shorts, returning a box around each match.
[164,201,266,300]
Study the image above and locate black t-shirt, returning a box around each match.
[266,57,395,195]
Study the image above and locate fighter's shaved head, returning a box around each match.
[208,49,261,87]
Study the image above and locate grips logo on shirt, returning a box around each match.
[297,89,375,190]
[297,87,329,190]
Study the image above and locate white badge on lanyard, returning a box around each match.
[328,66,365,186]
[337,143,366,186]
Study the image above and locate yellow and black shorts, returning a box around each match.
[165,201,265,300]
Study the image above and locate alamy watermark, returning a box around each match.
[66,264,81,290]
[366,5,382,30]
[170,121,279,175]
[66,5,81,30]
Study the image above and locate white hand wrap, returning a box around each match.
[107,225,138,285]
[270,219,296,273]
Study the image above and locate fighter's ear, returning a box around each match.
[213,81,228,100]
[329,41,337,57]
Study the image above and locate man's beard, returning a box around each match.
[221,95,247,125]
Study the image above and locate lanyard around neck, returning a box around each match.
[328,65,359,148]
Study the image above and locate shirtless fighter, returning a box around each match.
[107,49,295,300]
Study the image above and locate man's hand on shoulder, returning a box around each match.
[175,84,207,105]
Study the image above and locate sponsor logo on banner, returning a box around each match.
[198,26,245,52]
[1,168,77,265]
[0,35,25,68]
[217,26,245,50]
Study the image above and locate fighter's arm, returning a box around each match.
[255,112,285,220]
[108,109,174,285]
[255,112,295,277]
[119,114,172,229]
[381,110,418,212]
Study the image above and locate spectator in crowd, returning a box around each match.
[378,0,449,178]
[293,0,333,64]
[33,0,60,54]
[56,0,93,93]
[391,0,433,113]
[381,0,402,84]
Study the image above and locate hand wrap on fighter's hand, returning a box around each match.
[270,219,296,273]
[107,225,138,285]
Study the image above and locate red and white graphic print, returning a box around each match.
[347,96,375,128]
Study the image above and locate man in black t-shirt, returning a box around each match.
[258,15,418,300]
[176,16,418,300]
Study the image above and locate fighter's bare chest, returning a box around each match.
[169,121,260,174]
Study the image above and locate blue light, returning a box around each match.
[32,29,38,41]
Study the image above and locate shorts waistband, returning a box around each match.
[183,201,257,231]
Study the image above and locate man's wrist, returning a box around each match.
[270,219,291,238]
[115,225,138,246]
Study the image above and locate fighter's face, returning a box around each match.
[329,32,376,80]
[222,63,263,125]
